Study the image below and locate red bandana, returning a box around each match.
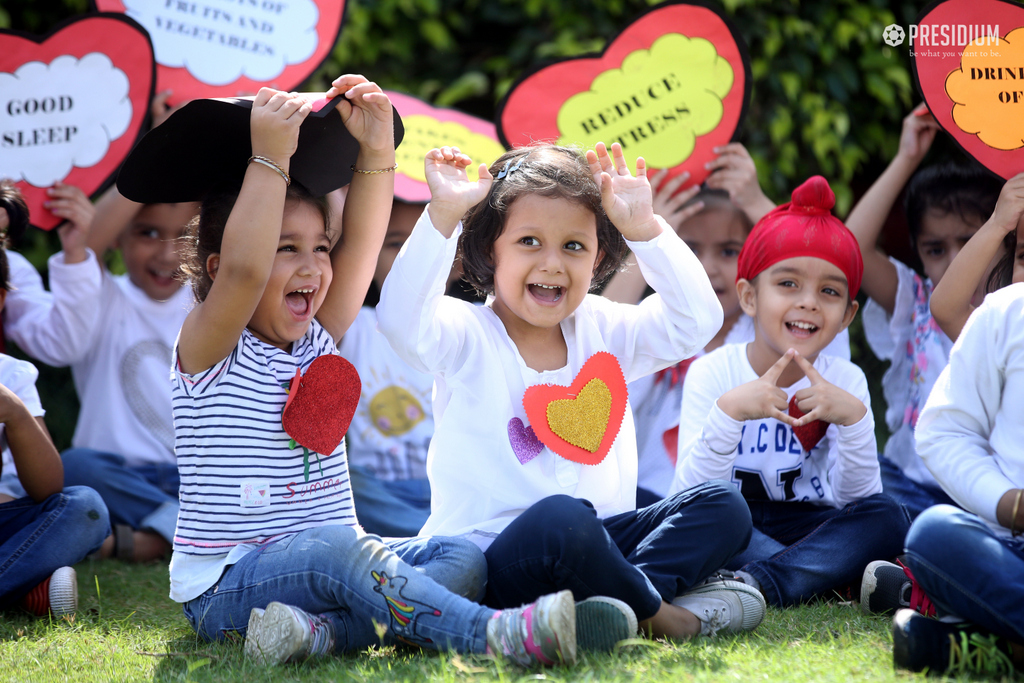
[736,176,863,298]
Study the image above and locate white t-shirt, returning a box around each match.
[916,283,1024,539]
[0,354,47,498]
[338,307,432,481]
[39,251,192,466]
[670,343,879,508]
[4,250,102,367]
[632,314,851,498]
[377,209,723,549]
[169,321,357,602]
[863,257,952,488]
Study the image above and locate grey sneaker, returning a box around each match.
[575,596,638,652]
[486,590,577,666]
[244,602,332,665]
[672,577,766,636]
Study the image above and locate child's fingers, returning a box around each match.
[253,87,276,108]
[610,143,628,175]
[660,185,701,214]
[761,348,796,385]
[478,162,492,181]
[712,142,750,158]
[768,407,796,426]
[668,200,704,226]
[655,170,691,198]
[650,168,669,186]
[792,351,825,384]
[791,407,824,427]
[635,156,647,178]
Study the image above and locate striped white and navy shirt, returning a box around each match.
[169,321,356,602]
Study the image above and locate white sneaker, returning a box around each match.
[244,602,331,665]
[672,577,766,637]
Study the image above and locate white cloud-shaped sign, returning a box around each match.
[124,0,319,86]
[0,53,132,187]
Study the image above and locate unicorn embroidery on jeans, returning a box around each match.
[371,570,442,646]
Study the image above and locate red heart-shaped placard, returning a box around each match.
[788,395,828,453]
[913,0,1024,179]
[282,354,361,456]
[496,1,750,190]
[93,0,346,107]
[387,90,506,203]
[523,352,628,466]
[1,15,154,230]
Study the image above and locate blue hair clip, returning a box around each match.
[496,156,525,180]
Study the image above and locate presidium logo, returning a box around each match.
[881,22,1000,50]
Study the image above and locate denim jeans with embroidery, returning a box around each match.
[182,526,493,653]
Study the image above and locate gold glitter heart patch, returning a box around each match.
[523,352,627,466]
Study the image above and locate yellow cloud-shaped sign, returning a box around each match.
[947,28,1024,151]
[556,32,733,169]
[396,115,506,183]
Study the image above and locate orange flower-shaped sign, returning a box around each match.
[523,352,628,466]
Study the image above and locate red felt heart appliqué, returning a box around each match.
[523,352,628,466]
[1,14,154,230]
[282,354,361,457]
[788,395,828,452]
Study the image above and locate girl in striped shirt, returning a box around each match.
[167,77,579,667]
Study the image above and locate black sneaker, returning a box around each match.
[862,560,935,616]
[892,609,1017,677]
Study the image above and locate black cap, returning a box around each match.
[117,94,404,203]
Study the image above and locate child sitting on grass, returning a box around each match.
[671,176,909,608]
[154,78,586,667]
[378,141,764,645]
[893,280,1024,677]
[0,193,109,616]
[845,104,1002,520]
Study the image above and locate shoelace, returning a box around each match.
[947,630,1015,676]
[896,559,936,617]
[305,612,334,657]
[701,608,729,637]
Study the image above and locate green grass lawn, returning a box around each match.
[1,561,1016,683]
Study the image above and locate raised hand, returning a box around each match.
[327,75,395,156]
[790,352,867,427]
[896,103,940,165]
[150,89,188,130]
[424,146,493,236]
[249,88,313,169]
[704,143,775,224]
[650,169,703,230]
[586,142,661,242]
[46,182,94,264]
[989,172,1024,234]
[717,349,796,424]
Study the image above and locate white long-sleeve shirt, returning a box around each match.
[915,282,1024,539]
[7,249,192,465]
[377,208,722,548]
[670,343,879,508]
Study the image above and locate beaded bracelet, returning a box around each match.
[248,155,291,186]
[351,163,398,175]
[1012,489,1023,537]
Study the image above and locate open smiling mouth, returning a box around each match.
[529,283,564,303]
[786,321,819,336]
[286,288,314,317]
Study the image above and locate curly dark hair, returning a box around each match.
[181,183,331,303]
[0,180,30,292]
[458,145,627,296]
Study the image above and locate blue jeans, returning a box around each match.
[879,455,958,520]
[349,464,430,538]
[62,448,179,544]
[0,486,110,605]
[183,525,493,653]
[726,493,910,607]
[483,481,752,621]
[905,505,1024,643]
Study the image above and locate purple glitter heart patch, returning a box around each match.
[508,417,543,464]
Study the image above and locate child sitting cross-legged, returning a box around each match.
[670,176,910,608]
[378,142,765,647]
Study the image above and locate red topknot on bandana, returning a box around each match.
[736,176,863,298]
